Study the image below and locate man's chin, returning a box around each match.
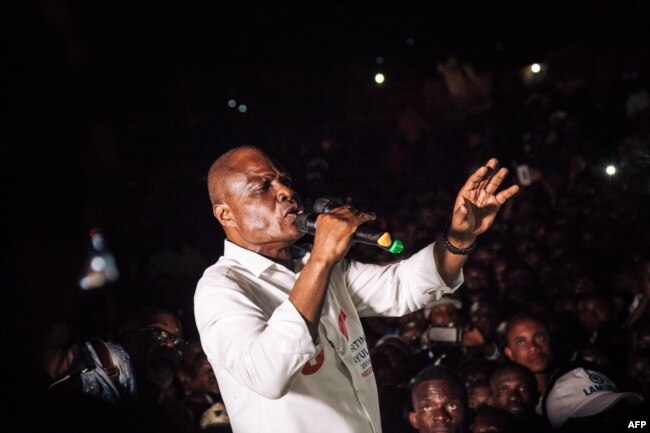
[507,406,526,417]
[286,226,306,242]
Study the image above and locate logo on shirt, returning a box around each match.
[301,347,325,375]
[338,309,349,341]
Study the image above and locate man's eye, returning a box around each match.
[422,405,432,412]
[447,403,458,411]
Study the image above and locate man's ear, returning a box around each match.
[213,203,235,227]
[408,411,419,429]
[504,346,514,361]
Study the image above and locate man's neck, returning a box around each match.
[535,371,550,396]
[230,238,295,269]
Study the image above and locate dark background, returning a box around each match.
[2,1,649,389]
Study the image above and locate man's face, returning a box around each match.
[577,297,610,332]
[489,370,538,417]
[471,410,516,433]
[470,301,498,339]
[142,312,184,388]
[504,319,552,374]
[429,304,458,327]
[217,149,303,250]
[195,357,220,395]
[409,379,467,433]
[467,383,491,411]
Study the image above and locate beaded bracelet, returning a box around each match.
[441,224,477,255]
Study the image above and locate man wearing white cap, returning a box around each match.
[542,361,645,432]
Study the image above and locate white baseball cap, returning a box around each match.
[544,366,644,428]
[424,297,462,317]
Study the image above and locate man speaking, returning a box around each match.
[194,146,518,433]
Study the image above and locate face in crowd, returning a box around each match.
[467,382,491,411]
[428,303,459,327]
[409,379,468,433]
[489,364,539,418]
[141,310,185,389]
[470,407,519,433]
[504,317,553,374]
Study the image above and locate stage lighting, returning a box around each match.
[227,99,237,108]
[605,165,616,176]
[374,73,385,84]
[238,104,248,113]
[531,63,541,74]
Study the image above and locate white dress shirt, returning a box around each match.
[194,240,462,433]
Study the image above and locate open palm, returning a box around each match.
[452,158,519,237]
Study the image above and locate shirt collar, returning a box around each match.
[223,240,279,277]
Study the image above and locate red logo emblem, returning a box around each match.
[301,348,325,375]
[338,309,349,341]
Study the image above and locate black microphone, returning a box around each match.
[295,198,404,254]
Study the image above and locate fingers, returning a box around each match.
[326,206,376,225]
[495,184,520,204]
[462,158,499,192]
[484,167,509,195]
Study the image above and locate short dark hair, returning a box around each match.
[411,365,467,403]
[489,362,537,389]
[472,406,520,433]
[504,313,547,341]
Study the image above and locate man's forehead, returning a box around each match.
[416,379,463,398]
[492,371,530,386]
[147,313,181,335]
[229,151,283,177]
[510,319,545,335]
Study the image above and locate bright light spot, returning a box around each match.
[238,104,247,113]
[374,73,385,84]
[227,99,237,108]
[375,56,384,65]
[606,165,616,176]
[531,63,541,74]
[91,256,106,272]
[406,38,415,47]
[91,233,105,250]
[79,274,106,290]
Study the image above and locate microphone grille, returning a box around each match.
[313,197,341,214]
[295,213,310,231]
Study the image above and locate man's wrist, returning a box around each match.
[442,224,477,254]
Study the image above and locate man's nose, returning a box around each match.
[275,182,295,202]
[432,406,451,422]
[508,391,522,402]
[160,338,175,349]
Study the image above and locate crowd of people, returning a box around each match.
[36,56,649,433]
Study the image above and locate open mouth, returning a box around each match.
[285,207,303,218]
